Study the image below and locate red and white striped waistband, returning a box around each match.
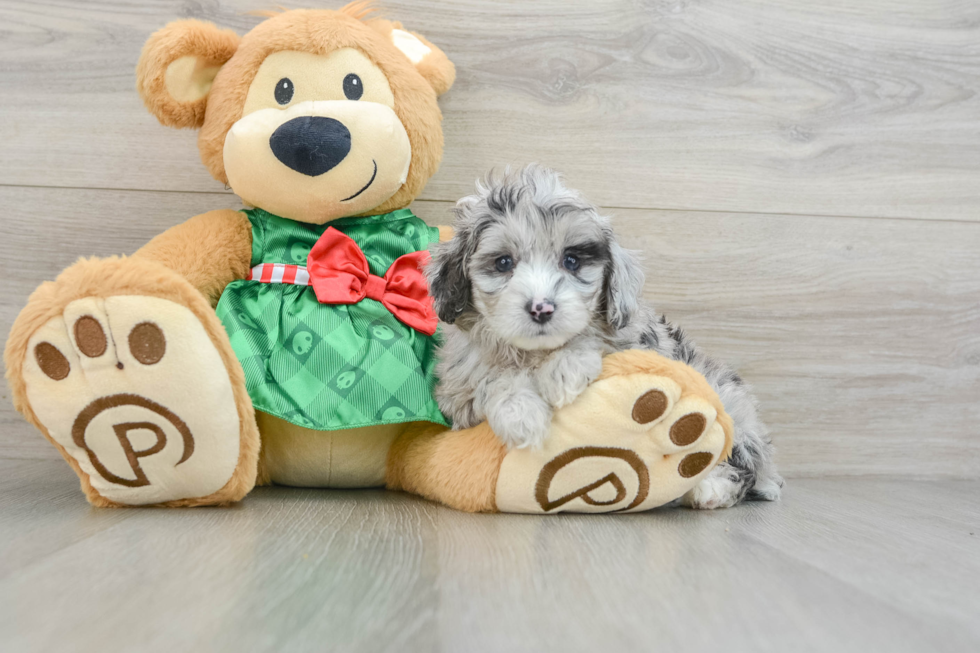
[247,263,311,286]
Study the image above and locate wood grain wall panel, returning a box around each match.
[0,1,978,220]
[2,186,977,476]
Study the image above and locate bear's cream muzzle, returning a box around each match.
[223,100,412,224]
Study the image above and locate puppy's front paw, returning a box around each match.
[537,349,603,408]
[487,389,553,450]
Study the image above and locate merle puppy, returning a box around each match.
[426,165,782,509]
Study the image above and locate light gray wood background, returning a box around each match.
[1,0,978,476]
[1,2,979,651]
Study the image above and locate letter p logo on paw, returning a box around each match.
[71,394,195,488]
[495,359,729,514]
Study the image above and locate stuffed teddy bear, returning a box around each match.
[4,3,732,513]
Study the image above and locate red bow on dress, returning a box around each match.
[306,227,437,336]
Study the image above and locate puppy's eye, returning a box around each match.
[562,254,580,272]
[494,256,514,273]
[343,73,363,100]
[274,78,294,105]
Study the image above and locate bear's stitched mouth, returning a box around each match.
[341,160,378,202]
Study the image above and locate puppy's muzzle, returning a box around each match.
[270,116,351,177]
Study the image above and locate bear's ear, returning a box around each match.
[373,20,455,96]
[136,20,241,129]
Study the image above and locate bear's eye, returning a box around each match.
[275,78,294,105]
[343,73,363,101]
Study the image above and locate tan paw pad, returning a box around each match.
[495,364,727,514]
[22,296,241,505]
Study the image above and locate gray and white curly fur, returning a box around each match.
[426,165,783,509]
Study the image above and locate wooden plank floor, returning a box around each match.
[0,459,978,653]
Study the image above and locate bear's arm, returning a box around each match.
[437,225,455,242]
[134,209,252,306]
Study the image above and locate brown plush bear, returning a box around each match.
[4,3,732,513]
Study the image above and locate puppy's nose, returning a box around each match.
[527,299,556,324]
[269,116,351,177]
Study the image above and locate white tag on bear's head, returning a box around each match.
[391,28,431,64]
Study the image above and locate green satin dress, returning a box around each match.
[215,207,448,432]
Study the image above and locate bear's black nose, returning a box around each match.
[269,116,351,177]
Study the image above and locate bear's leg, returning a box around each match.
[5,256,260,507]
[386,421,507,513]
[387,350,732,514]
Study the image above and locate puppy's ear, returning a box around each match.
[136,20,240,129]
[427,226,473,324]
[604,239,644,330]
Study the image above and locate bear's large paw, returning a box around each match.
[494,351,732,514]
[21,295,246,506]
